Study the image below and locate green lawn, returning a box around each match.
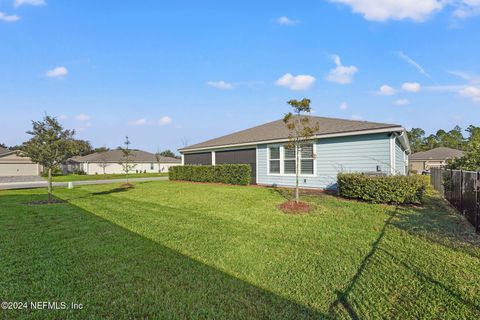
[51,172,168,182]
[1,181,479,319]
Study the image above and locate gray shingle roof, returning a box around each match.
[409,147,464,161]
[180,116,402,151]
[0,146,10,155]
[71,149,181,163]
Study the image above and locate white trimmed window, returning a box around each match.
[269,146,280,174]
[284,147,296,174]
[268,143,315,175]
[300,144,314,175]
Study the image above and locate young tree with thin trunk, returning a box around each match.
[155,148,163,173]
[22,116,78,202]
[119,136,136,184]
[283,98,319,203]
[98,151,110,174]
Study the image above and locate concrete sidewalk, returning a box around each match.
[0,176,169,190]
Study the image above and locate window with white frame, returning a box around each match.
[300,144,314,174]
[268,143,315,175]
[284,146,296,174]
[269,146,280,174]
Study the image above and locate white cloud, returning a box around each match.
[129,118,147,126]
[330,0,480,21]
[207,80,234,90]
[76,113,91,121]
[46,66,68,78]
[159,116,173,126]
[453,0,480,18]
[276,16,299,25]
[397,51,431,79]
[402,82,421,92]
[340,102,348,110]
[397,51,432,79]
[0,12,20,22]
[395,99,410,105]
[459,86,480,103]
[377,84,395,95]
[448,70,480,84]
[325,55,358,84]
[275,73,316,90]
[14,0,46,7]
[58,114,68,120]
[424,84,466,92]
[330,0,443,21]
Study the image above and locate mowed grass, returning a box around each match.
[1,181,479,319]
[51,172,168,182]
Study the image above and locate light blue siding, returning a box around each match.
[395,139,406,175]
[257,133,392,189]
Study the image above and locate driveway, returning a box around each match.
[0,175,45,183]
[0,176,168,190]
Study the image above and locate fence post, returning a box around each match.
[460,170,464,215]
[450,169,453,203]
[476,172,480,233]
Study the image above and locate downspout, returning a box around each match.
[397,130,411,154]
[389,133,396,175]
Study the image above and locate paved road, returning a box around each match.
[0,176,169,190]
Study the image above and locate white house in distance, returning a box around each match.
[0,146,41,177]
[65,149,181,175]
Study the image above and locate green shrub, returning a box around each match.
[169,164,251,185]
[337,173,427,205]
[41,166,64,177]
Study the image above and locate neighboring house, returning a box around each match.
[409,147,464,172]
[179,116,411,189]
[0,146,41,177]
[65,149,181,175]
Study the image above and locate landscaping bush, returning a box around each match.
[169,164,251,185]
[41,166,64,177]
[337,173,427,205]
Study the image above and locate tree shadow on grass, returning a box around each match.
[326,204,480,319]
[91,187,132,196]
[326,212,396,319]
[391,192,480,259]
[0,194,325,320]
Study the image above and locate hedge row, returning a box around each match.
[337,173,427,204]
[169,164,251,185]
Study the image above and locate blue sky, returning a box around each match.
[1,0,479,153]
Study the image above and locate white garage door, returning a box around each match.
[0,164,39,176]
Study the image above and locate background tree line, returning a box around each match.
[407,125,480,171]
[407,125,480,153]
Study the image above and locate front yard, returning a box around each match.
[1,181,479,319]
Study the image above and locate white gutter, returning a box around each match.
[396,130,411,154]
[180,126,404,153]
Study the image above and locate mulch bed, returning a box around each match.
[120,183,134,188]
[279,201,312,214]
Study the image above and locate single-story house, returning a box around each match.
[179,116,411,189]
[64,149,181,175]
[0,146,41,177]
[409,147,464,172]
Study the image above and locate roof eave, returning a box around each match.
[179,126,404,153]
